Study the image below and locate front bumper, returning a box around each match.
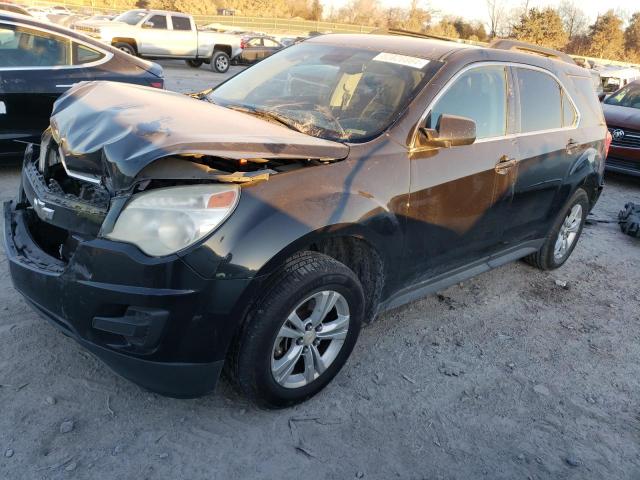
[3,159,253,397]
[606,146,640,177]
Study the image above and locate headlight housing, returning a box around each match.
[105,185,239,256]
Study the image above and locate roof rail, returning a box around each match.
[374,28,485,47]
[489,39,576,65]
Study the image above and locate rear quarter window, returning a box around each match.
[516,68,562,132]
[568,75,605,127]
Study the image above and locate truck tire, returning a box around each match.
[185,59,203,68]
[618,203,640,238]
[227,251,364,408]
[524,188,589,270]
[113,42,136,56]
[211,51,230,73]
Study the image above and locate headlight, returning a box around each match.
[105,185,239,256]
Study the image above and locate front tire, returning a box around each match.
[228,251,364,408]
[524,188,589,270]
[211,51,230,73]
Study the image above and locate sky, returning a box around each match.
[321,0,640,25]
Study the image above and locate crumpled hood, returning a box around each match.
[50,81,349,184]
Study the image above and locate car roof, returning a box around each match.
[308,34,588,76]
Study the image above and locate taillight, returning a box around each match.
[240,39,246,49]
[150,81,163,89]
[604,130,612,158]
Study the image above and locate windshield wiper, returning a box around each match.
[225,105,306,134]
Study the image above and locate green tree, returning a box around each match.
[586,10,625,60]
[511,7,568,49]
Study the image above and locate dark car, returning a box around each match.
[0,12,164,160]
[4,35,607,408]
[237,35,283,64]
[0,3,30,15]
[603,80,640,176]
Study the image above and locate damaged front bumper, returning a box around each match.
[3,150,253,398]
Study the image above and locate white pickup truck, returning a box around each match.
[73,9,243,73]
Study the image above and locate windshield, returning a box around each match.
[115,11,146,25]
[604,82,640,108]
[208,43,442,142]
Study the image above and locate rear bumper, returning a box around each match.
[3,160,254,396]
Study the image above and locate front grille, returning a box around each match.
[606,156,640,173]
[608,126,640,149]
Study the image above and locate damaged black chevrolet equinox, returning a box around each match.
[5,34,608,407]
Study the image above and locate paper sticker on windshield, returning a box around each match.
[373,52,430,69]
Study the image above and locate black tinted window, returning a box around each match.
[73,43,104,65]
[428,66,507,139]
[517,68,562,132]
[148,15,167,29]
[171,16,191,31]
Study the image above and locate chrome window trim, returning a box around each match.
[0,19,113,71]
[410,61,582,148]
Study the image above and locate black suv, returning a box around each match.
[4,34,607,408]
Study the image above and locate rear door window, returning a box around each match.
[516,68,562,132]
[171,16,191,31]
[428,65,508,139]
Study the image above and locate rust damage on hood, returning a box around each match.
[50,81,350,191]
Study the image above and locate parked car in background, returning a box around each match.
[589,70,605,101]
[4,34,607,407]
[236,35,283,64]
[25,6,48,20]
[0,12,164,159]
[603,80,640,176]
[0,2,30,15]
[73,9,242,72]
[597,66,640,95]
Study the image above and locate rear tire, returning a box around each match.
[113,42,136,56]
[211,51,230,73]
[185,59,203,68]
[227,251,364,408]
[524,188,589,270]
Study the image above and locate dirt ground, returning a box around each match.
[1,61,640,480]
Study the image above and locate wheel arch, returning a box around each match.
[111,38,138,54]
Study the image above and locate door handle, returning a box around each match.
[495,155,517,174]
[566,139,579,152]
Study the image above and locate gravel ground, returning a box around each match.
[1,61,640,480]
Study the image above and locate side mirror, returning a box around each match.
[418,114,476,148]
[142,21,154,29]
[598,93,606,102]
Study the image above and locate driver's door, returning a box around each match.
[404,65,519,284]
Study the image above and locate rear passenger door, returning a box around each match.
[169,15,196,57]
[0,23,86,153]
[502,66,581,244]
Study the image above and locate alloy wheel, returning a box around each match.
[271,290,350,389]
[554,204,582,261]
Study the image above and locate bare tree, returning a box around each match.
[486,0,505,38]
[558,0,588,39]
